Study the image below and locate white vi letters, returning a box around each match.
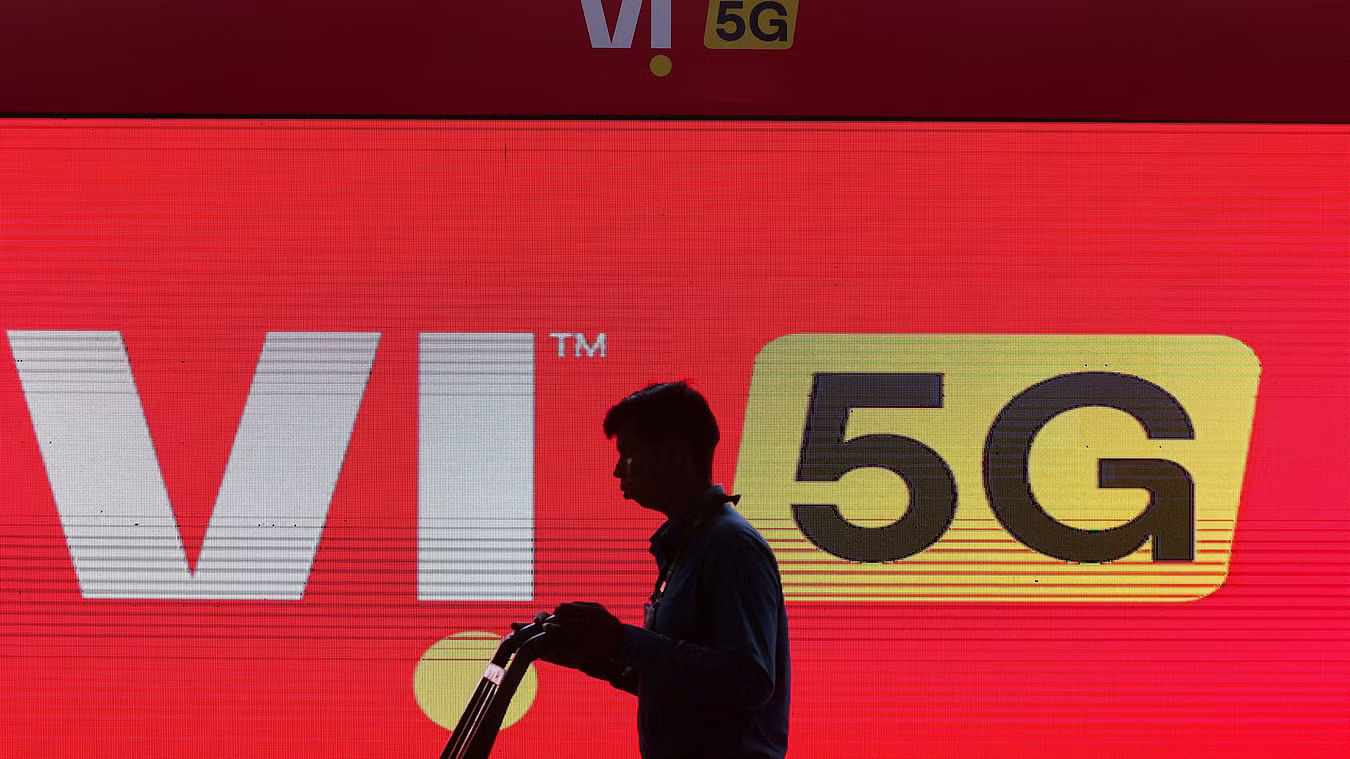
[580,0,671,48]
[8,331,534,602]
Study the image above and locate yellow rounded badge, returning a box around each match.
[734,335,1260,602]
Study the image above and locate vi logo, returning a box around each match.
[580,0,800,76]
[7,331,1260,604]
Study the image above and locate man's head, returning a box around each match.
[604,382,720,515]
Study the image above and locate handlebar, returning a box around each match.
[438,618,552,759]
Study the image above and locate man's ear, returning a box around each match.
[658,439,691,471]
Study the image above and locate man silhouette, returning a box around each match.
[522,382,790,758]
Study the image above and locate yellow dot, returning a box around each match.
[649,54,673,77]
[414,632,539,731]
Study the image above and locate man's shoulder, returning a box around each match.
[702,505,776,560]
[698,505,785,595]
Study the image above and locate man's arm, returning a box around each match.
[577,656,639,695]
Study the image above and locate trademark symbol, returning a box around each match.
[548,332,607,358]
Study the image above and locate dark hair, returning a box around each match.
[604,381,720,476]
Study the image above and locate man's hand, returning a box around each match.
[543,601,625,663]
[511,602,624,675]
[511,611,586,670]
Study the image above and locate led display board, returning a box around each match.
[1,120,1347,757]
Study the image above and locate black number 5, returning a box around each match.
[793,373,958,562]
[715,0,747,41]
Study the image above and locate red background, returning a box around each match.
[0,120,1347,757]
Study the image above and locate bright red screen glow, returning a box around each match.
[1,121,1347,757]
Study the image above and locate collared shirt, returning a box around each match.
[615,485,791,759]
